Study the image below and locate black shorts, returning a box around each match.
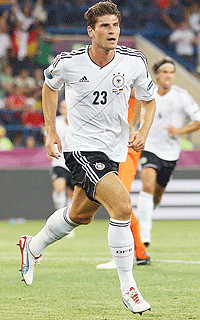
[50,166,74,190]
[64,151,119,203]
[139,150,177,187]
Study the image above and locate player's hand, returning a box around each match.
[128,131,145,152]
[167,125,179,137]
[47,154,52,162]
[45,132,62,159]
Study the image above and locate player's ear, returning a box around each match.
[155,72,159,81]
[87,26,94,38]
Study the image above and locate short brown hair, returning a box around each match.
[84,1,121,29]
[153,57,176,73]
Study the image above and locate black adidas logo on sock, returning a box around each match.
[79,76,89,82]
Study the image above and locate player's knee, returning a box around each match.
[118,199,132,220]
[79,216,93,225]
[53,179,66,193]
[143,181,155,194]
[54,185,65,193]
[70,213,93,225]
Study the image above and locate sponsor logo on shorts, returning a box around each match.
[94,162,105,170]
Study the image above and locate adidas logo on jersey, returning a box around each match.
[79,76,89,82]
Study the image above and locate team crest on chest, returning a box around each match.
[112,73,125,94]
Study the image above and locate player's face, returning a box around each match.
[88,14,120,51]
[156,65,175,90]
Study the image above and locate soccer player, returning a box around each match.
[137,57,200,246]
[96,91,150,270]
[18,1,157,315]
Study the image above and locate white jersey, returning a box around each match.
[144,85,200,161]
[50,115,70,168]
[44,45,157,162]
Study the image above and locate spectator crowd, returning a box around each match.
[0,0,200,149]
[0,0,48,148]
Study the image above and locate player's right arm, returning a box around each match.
[129,98,141,137]
[129,57,157,152]
[129,98,156,152]
[42,83,61,159]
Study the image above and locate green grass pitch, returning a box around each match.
[0,219,200,320]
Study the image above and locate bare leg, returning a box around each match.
[153,183,165,209]
[66,187,74,206]
[52,177,67,209]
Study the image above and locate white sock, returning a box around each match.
[108,218,137,295]
[29,206,78,257]
[138,191,154,243]
[52,190,66,210]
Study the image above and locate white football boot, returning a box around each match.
[96,259,117,269]
[122,286,151,315]
[66,229,75,238]
[17,235,41,285]
[96,256,138,269]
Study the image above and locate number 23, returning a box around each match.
[93,91,107,105]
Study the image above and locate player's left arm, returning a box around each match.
[167,93,200,137]
[167,120,200,137]
[130,55,157,151]
[129,98,156,152]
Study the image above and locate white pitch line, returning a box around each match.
[154,259,200,265]
[2,257,200,264]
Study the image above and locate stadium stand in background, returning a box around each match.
[0,0,200,149]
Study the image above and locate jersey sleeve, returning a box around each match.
[182,91,200,121]
[134,60,158,101]
[44,54,66,91]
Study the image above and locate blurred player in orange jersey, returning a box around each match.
[97,89,150,269]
